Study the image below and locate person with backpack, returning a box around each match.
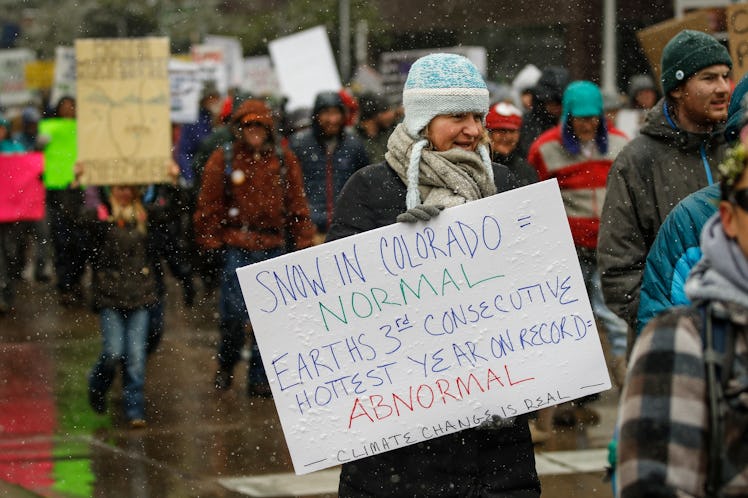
[193,98,316,397]
[616,134,748,497]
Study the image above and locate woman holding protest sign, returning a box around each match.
[327,53,540,497]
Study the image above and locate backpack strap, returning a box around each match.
[699,303,734,498]
[222,141,234,202]
[275,145,294,252]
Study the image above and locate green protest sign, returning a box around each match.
[39,118,77,189]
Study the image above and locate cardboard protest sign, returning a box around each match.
[269,26,342,111]
[38,118,76,189]
[0,152,44,223]
[237,179,611,475]
[25,60,54,91]
[75,37,171,186]
[169,59,201,124]
[728,4,748,82]
[636,11,711,81]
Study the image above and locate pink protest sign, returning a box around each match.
[0,152,45,222]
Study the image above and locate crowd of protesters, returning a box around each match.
[2,26,748,496]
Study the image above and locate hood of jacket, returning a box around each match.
[311,91,346,142]
[640,98,727,152]
[686,214,748,310]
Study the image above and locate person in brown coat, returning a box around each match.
[193,98,316,396]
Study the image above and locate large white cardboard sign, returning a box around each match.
[237,180,610,475]
[268,26,341,111]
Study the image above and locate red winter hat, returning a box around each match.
[486,102,522,130]
[338,89,358,126]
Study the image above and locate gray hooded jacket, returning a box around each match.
[597,98,727,340]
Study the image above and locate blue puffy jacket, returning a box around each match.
[636,184,719,334]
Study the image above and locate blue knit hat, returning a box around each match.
[403,53,489,138]
[401,53,493,209]
[561,81,608,155]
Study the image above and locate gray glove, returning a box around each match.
[396,204,444,223]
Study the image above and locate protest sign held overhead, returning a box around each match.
[728,3,748,81]
[0,152,44,223]
[237,179,611,475]
[169,59,201,124]
[269,26,342,111]
[50,46,76,108]
[75,37,171,186]
[0,48,35,108]
[39,118,76,189]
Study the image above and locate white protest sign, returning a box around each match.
[268,25,341,111]
[237,179,611,475]
[50,46,76,108]
[169,59,201,124]
[240,56,280,97]
[191,44,229,96]
[0,48,35,107]
[204,35,244,89]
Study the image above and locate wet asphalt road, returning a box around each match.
[0,274,616,497]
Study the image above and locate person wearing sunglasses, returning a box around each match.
[616,128,748,497]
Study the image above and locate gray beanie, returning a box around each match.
[660,30,732,95]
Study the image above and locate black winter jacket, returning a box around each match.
[81,198,163,311]
[328,162,541,498]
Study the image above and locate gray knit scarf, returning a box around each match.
[385,123,496,210]
[686,214,748,309]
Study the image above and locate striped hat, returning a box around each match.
[403,53,489,138]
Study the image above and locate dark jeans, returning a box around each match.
[47,190,90,294]
[218,246,283,386]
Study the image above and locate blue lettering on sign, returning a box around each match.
[255,257,327,312]
[334,244,366,286]
[379,216,503,277]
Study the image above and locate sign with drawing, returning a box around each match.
[728,3,748,82]
[237,179,611,474]
[75,37,171,186]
